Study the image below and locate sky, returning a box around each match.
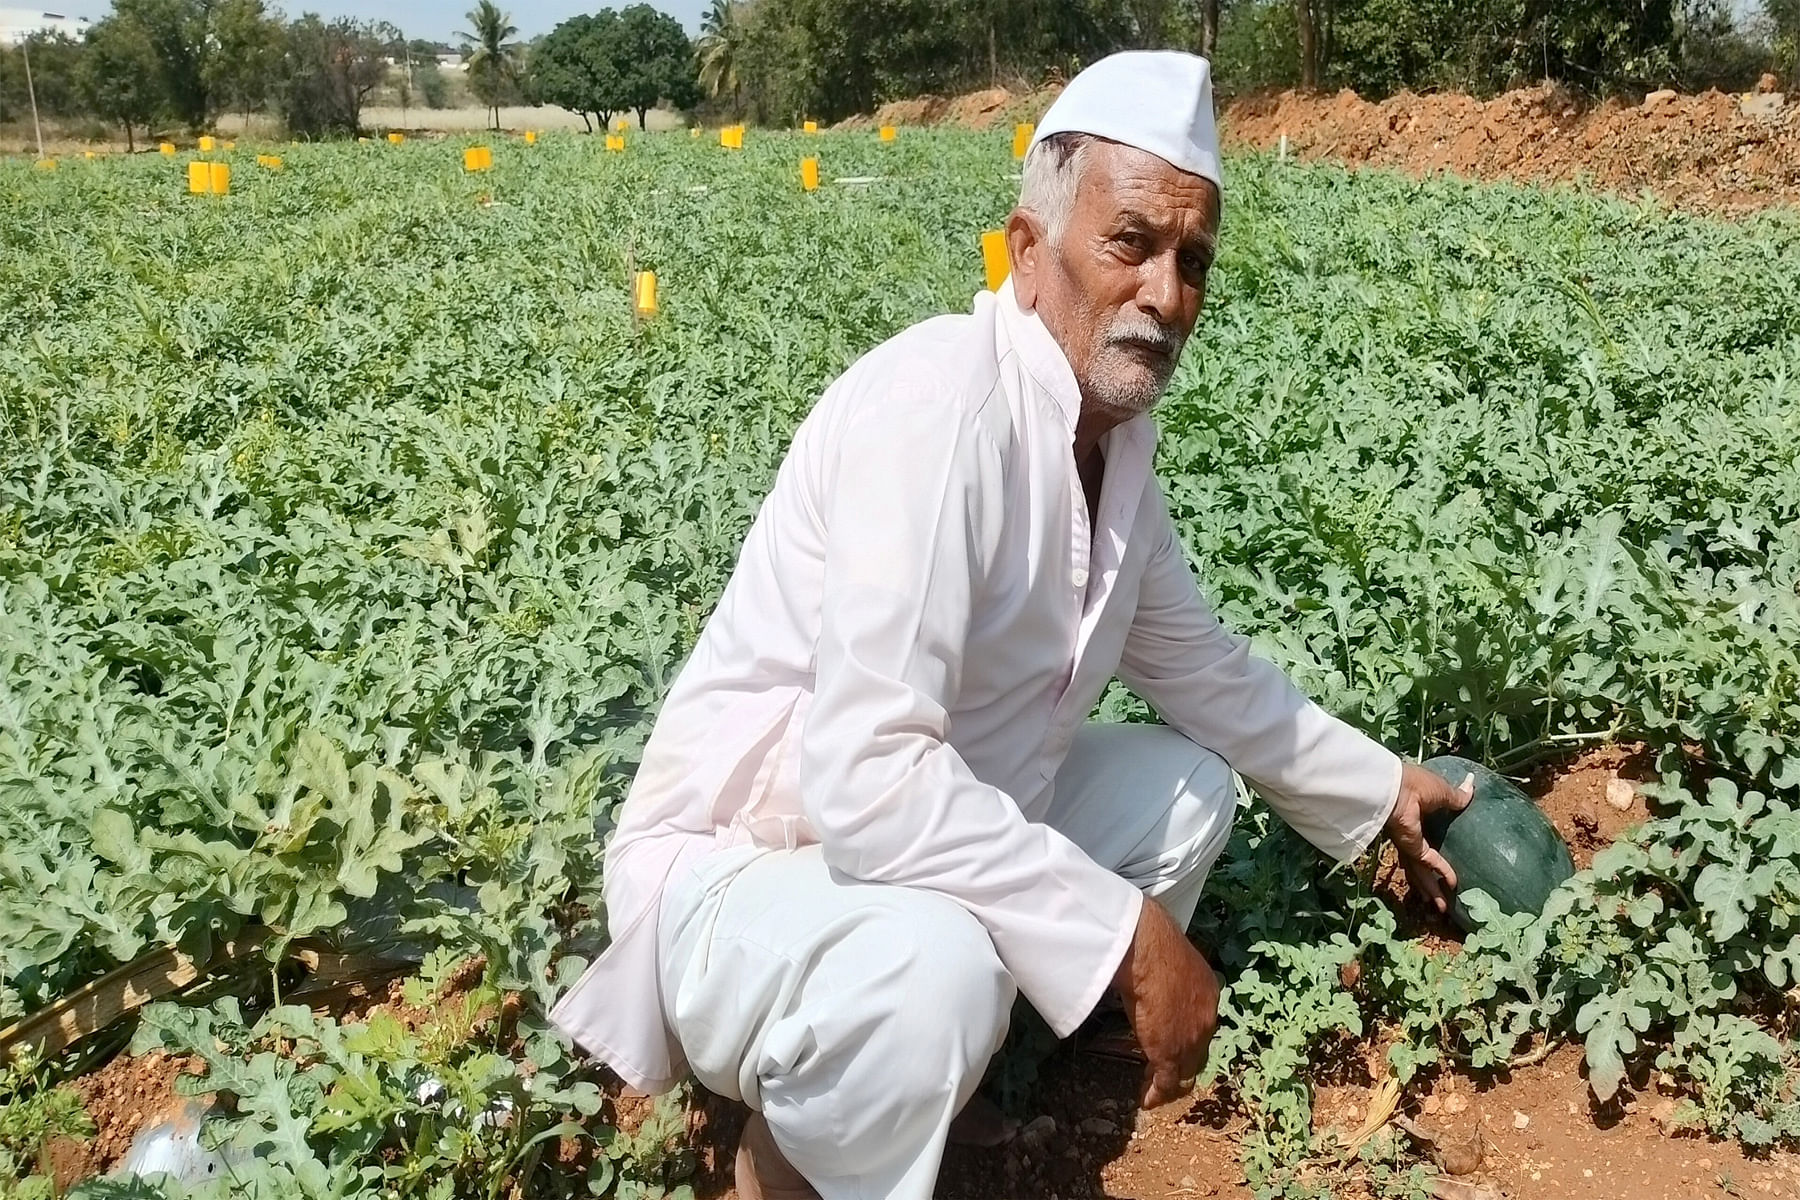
[47,1,707,41]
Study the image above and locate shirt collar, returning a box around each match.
[995,279,1084,431]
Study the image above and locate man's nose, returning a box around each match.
[1137,252,1181,325]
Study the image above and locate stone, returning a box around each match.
[1442,1093,1470,1115]
[1512,1109,1531,1129]
[1079,1117,1117,1138]
[1742,93,1787,120]
[1758,72,1780,94]
[1644,89,1678,109]
[1606,778,1636,811]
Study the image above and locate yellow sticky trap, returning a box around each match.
[800,157,819,191]
[209,162,230,194]
[35,158,57,170]
[84,150,95,159]
[633,270,658,317]
[188,160,209,193]
[464,146,491,171]
[160,142,176,156]
[524,130,537,144]
[803,120,818,134]
[199,135,215,152]
[690,127,701,138]
[879,125,896,142]
[607,135,625,152]
[981,230,1010,292]
[720,125,744,150]
[614,116,628,132]
[388,132,404,144]
[224,140,235,150]
[258,154,283,169]
[1013,123,1033,159]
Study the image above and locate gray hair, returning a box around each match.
[1018,132,1099,246]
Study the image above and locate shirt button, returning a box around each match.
[1071,568,1089,588]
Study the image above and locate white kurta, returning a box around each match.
[550,281,1402,1094]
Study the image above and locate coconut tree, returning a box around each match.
[461,0,518,130]
[696,0,744,114]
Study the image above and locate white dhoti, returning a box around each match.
[656,723,1236,1200]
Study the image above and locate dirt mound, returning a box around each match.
[845,80,1798,212]
[1222,83,1800,213]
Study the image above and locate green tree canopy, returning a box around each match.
[80,17,165,149]
[279,15,388,137]
[462,1,520,130]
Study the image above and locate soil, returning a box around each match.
[849,81,1800,215]
[45,1049,205,1191]
[1221,84,1800,215]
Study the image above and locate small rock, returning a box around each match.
[1699,1157,1713,1170]
[1442,1093,1469,1115]
[1424,1094,1443,1115]
[1605,778,1636,811]
[1079,1117,1117,1138]
[1644,88,1678,108]
[1758,72,1780,94]
[1180,1177,1196,1190]
[1513,1109,1531,1129]
[1742,93,1787,119]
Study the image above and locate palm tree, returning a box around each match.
[461,1,518,130]
[696,0,744,115]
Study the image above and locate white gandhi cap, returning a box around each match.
[1029,51,1223,191]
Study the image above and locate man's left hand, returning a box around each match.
[1385,763,1476,914]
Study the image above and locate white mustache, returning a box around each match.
[1106,320,1184,357]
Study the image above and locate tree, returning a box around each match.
[3,33,85,124]
[206,0,284,129]
[113,0,218,129]
[697,0,745,111]
[80,18,163,150]
[1199,0,1221,58]
[462,1,519,130]
[415,60,452,108]
[529,12,628,130]
[279,15,387,137]
[616,4,699,128]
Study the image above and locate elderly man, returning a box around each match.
[553,51,1471,1200]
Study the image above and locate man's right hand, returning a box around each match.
[1112,896,1221,1109]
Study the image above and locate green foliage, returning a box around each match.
[278,16,389,138]
[461,1,521,129]
[0,1060,93,1199]
[80,19,165,150]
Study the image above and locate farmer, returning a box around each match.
[553,51,1472,1200]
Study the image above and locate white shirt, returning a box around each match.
[550,282,1402,1093]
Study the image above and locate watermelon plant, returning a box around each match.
[1,132,1798,1197]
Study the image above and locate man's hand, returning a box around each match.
[1113,898,1220,1109]
[1386,762,1476,914]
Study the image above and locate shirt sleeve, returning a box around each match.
[1117,486,1402,863]
[800,381,1143,1038]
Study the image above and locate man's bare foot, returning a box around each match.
[947,1093,1019,1147]
[735,1112,821,1200]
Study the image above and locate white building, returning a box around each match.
[0,7,92,46]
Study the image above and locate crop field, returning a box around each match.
[3,131,1800,1199]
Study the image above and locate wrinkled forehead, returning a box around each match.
[1078,141,1221,230]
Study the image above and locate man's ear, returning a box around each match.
[1004,207,1044,310]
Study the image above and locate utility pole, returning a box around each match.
[22,36,45,159]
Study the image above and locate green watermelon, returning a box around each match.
[1421,755,1575,933]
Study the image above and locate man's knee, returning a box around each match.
[1116,732,1236,890]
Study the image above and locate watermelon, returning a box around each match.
[1420,755,1575,933]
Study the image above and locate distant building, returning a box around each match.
[437,52,468,72]
[0,7,92,46]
